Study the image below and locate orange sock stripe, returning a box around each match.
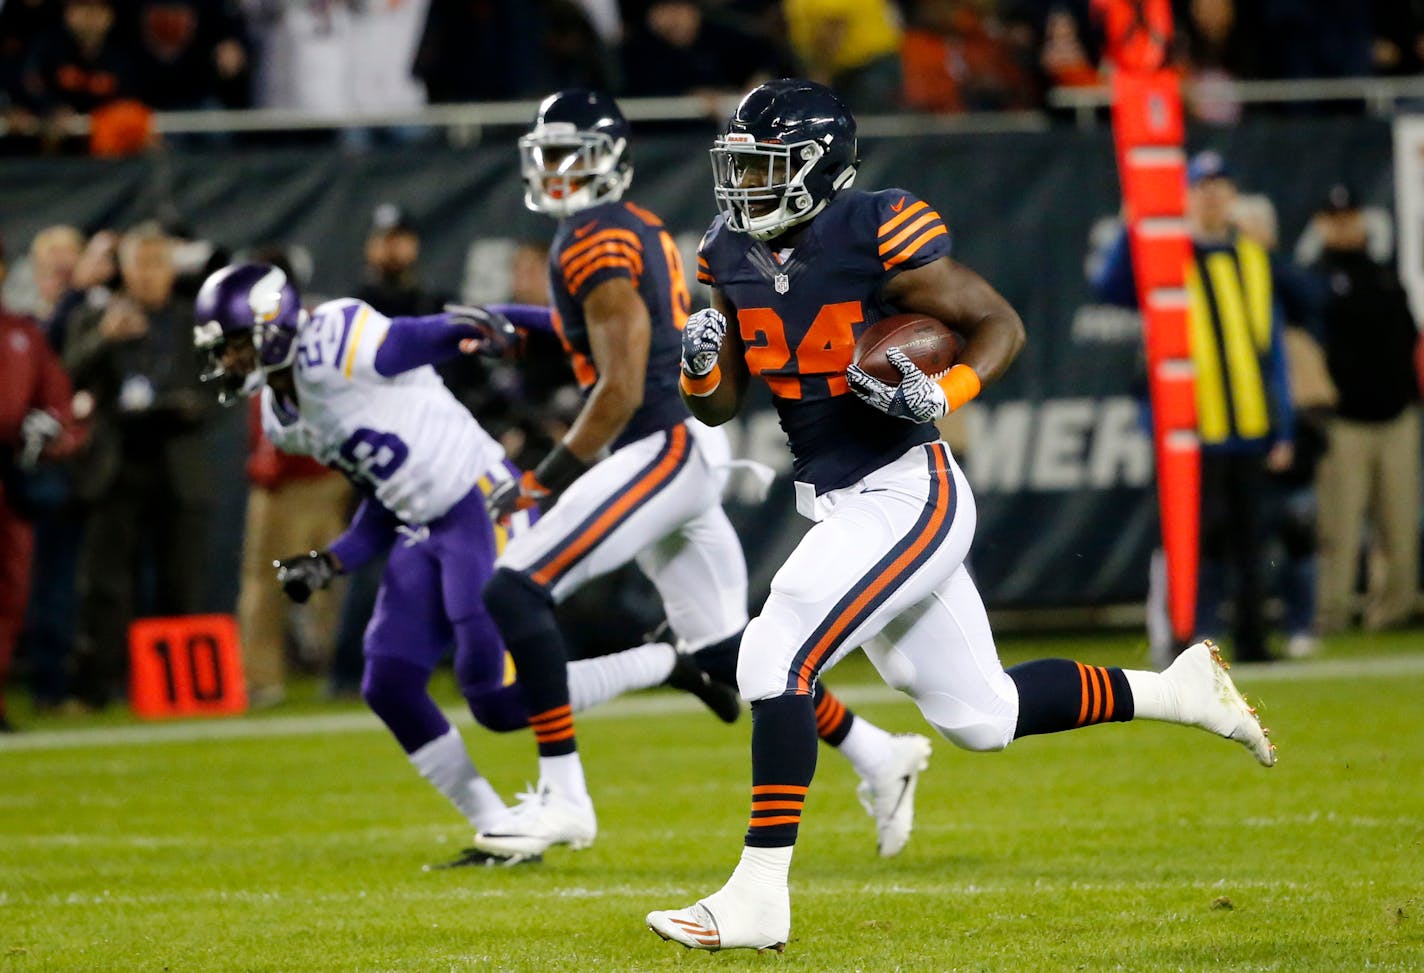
[534,725,576,744]
[1075,662,1092,726]
[747,815,802,828]
[1093,661,1105,723]
[751,800,804,812]
[530,704,571,723]
[751,784,809,796]
[532,714,574,734]
[1097,666,1115,721]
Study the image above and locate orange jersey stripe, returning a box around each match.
[878,199,929,238]
[564,240,645,281]
[796,454,952,690]
[883,225,949,269]
[533,715,574,735]
[530,704,571,722]
[696,271,714,284]
[535,725,576,743]
[531,425,689,587]
[622,200,664,227]
[750,784,809,796]
[747,815,802,827]
[751,800,805,812]
[560,228,642,267]
[567,255,641,295]
[878,212,941,256]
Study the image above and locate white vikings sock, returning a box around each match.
[567,643,676,712]
[409,727,506,830]
[1122,669,1174,722]
[539,752,590,802]
[726,844,794,893]
[835,717,896,779]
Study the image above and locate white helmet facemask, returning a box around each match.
[711,134,856,241]
[519,122,631,218]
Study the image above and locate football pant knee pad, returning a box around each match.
[736,609,802,702]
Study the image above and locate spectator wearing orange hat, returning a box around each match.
[16,0,145,154]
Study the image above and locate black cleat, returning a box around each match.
[423,847,543,871]
[665,651,741,723]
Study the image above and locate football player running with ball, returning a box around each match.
[473,89,933,863]
[193,262,740,865]
[647,79,1275,953]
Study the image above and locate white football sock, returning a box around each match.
[1122,669,1174,722]
[725,844,794,893]
[567,642,676,712]
[539,752,590,802]
[409,726,506,830]
[835,716,896,779]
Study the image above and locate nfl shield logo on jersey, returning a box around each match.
[774,273,790,294]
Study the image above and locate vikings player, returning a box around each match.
[193,262,737,862]
[472,89,934,863]
[647,79,1275,951]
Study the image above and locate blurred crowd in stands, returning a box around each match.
[0,207,583,726]
[4,0,1424,155]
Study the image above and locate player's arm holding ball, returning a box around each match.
[679,290,750,425]
[882,257,1025,389]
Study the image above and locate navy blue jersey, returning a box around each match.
[549,199,691,448]
[698,188,953,492]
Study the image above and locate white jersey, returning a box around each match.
[261,298,504,525]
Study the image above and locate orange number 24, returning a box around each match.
[738,301,862,399]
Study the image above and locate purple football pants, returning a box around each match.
[361,468,533,752]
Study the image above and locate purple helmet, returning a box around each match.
[193,262,305,404]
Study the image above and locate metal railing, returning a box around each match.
[7,75,1423,142]
[1,94,1049,142]
[1048,74,1424,126]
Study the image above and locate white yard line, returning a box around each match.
[2,653,1421,754]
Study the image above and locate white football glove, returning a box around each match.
[681,308,727,378]
[845,346,948,423]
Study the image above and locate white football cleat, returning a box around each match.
[1163,641,1276,767]
[647,883,790,953]
[471,782,596,861]
[856,733,932,857]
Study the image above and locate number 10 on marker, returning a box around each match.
[129,615,248,719]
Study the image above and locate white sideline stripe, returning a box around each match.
[0,876,1372,910]
[2,653,1421,754]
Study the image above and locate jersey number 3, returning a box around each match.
[740,301,862,399]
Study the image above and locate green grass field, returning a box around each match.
[3,632,1423,972]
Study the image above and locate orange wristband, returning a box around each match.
[680,364,722,397]
[937,364,981,412]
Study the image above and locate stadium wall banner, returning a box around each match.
[0,117,1394,612]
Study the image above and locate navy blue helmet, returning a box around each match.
[519,89,633,218]
[193,262,305,404]
[711,79,859,241]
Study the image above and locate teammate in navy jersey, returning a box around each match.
[474,89,934,863]
[648,79,1276,952]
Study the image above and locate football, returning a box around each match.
[851,313,965,384]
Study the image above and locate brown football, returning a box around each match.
[851,313,965,384]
